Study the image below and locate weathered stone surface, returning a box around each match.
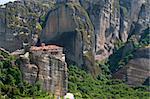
[19,46,68,96]
[41,2,99,76]
[41,5,76,40]
[19,56,38,84]
[81,0,150,61]
[113,47,150,86]
[0,0,55,52]
[0,0,149,84]
[0,8,23,52]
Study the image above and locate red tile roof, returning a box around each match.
[30,44,62,51]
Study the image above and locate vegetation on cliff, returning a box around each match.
[0,50,149,98]
[0,49,50,99]
[68,66,150,99]
[65,2,99,76]
[0,0,55,44]
[109,27,150,73]
[0,0,149,98]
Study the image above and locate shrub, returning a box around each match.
[68,66,150,99]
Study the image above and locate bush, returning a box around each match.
[68,66,150,99]
[0,51,50,98]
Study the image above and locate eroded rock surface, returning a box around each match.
[113,47,150,86]
[41,2,99,76]
[0,0,149,83]
[82,0,150,60]
[18,45,68,96]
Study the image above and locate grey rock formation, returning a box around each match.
[113,47,150,86]
[0,0,149,79]
[0,8,23,52]
[19,56,38,84]
[0,0,55,52]
[41,3,100,76]
[19,46,68,96]
[80,0,150,61]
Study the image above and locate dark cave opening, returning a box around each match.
[43,31,77,66]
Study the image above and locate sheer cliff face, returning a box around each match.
[0,0,55,52]
[41,3,100,76]
[0,0,149,76]
[80,0,149,60]
[19,50,68,96]
[40,0,149,75]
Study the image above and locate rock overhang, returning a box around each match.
[40,2,99,76]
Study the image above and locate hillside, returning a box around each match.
[0,0,149,98]
[0,49,149,98]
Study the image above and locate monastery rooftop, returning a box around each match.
[30,43,63,52]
